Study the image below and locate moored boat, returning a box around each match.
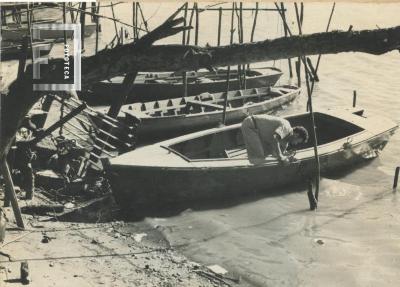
[104,108,398,211]
[1,40,54,61]
[1,23,97,41]
[84,68,283,105]
[95,85,301,140]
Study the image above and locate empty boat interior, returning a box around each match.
[166,113,365,160]
[131,87,293,118]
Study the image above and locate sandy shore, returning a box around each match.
[0,193,223,287]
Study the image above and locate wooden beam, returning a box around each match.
[1,160,25,229]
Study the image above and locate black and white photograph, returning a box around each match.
[1,1,400,286]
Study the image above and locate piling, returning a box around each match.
[195,3,199,45]
[17,37,29,81]
[1,160,25,229]
[182,3,188,98]
[248,2,259,70]
[304,56,321,208]
[313,3,336,83]
[222,3,235,125]
[294,3,302,87]
[80,2,86,50]
[132,2,136,38]
[186,3,195,45]
[110,2,119,44]
[63,3,67,45]
[95,4,100,53]
[217,7,222,46]
[279,3,293,77]
[394,167,400,189]
[353,90,357,107]
[135,1,139,38]
[138,3,149,32]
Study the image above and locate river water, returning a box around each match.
[2,2,400,286]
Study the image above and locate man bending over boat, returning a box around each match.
[241,114,309,165]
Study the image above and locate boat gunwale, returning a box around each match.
[128,86,301,120]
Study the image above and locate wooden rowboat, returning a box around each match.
[1,40,54,61]
[84,68,283,105]
[1,23,97,42]
[104,108,398,211]
[97,85,301,140]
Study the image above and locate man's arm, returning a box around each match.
[272,134,288,162]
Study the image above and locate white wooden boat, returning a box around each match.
[104,108,398,211]
[97,85,300,140]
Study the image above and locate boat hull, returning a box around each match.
[1,24,96,41]
[133,88,300,139]
[85,70,283,105]
[106,112,397,211]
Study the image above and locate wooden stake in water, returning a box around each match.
[95,4,100,53]
[222,4,236,125]
[217,7,222,46]
[280,2,293,78]
[194,3,199,45]
[186,3,195,45]
[248,2,259,70]
[132,2,136,38]
[110,2,119,43]
[313,2,336,81]
[353,90,357,107]
[182,3,188,98]
[80,2,86,50]
[294,3,302,87]
[303,55,320,210]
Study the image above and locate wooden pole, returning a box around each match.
[110,2,120,44]
[69,3,75,23]
[394,167,400,189]
[107,72,138,118]
[240,2,246,89]
[182,3,188,48]
[280,2,293,78]
[303,56,320,209]
[80,2,86,50]
[182,3,188,98]
[17,37,29,81]
[186,3,195,45]
[195,3,199,45]
[295,3,302,87]
[313,2,336,84]
[222,3,235,125]
[135,1,139,39]
[217,7,222,46]
[138,3,149,33]
[248,2,259,70]
[63,3,67,45]
[95,4,100,54]
[132,2,136,41]
[1,160,25,229]
[353,90,357,107]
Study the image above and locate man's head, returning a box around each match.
[289,126,309,146]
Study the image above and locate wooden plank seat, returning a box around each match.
[185,100,224,110]
[224,147,247,158]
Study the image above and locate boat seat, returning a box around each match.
[186,100,224,111]
[224,147,247,158]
